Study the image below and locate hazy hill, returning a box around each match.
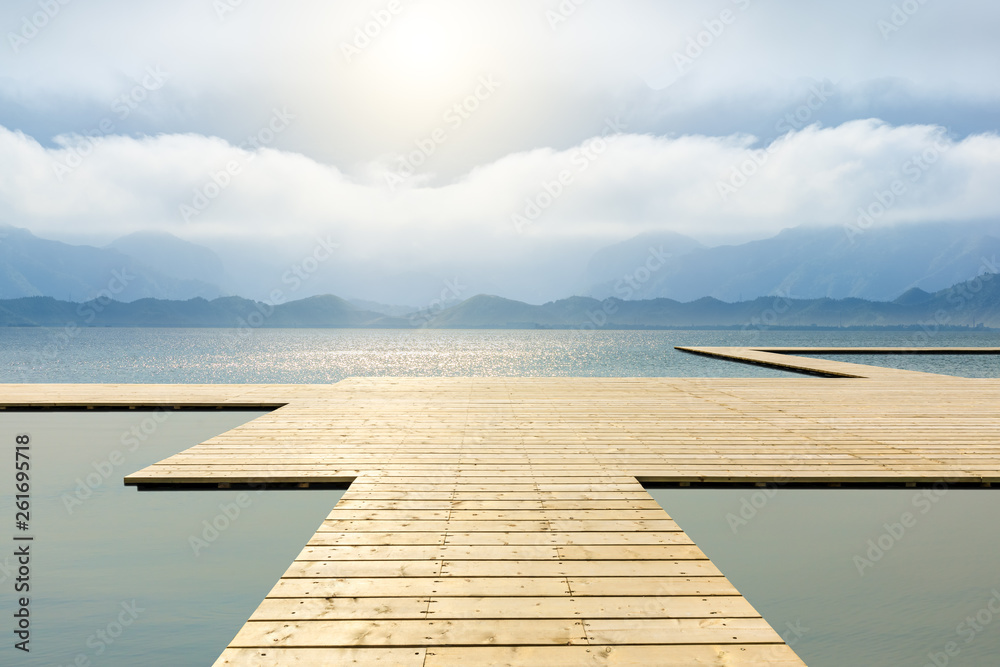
[5,273,996,328]
[0,225,224,301]
[583,231,704,289]
[424,272,1000,329]
[585,223,1000,302]
[348,298,419,317]
[0,294,391,327]
[108,231,228,289]
[266,294,396,327]
[424,295,561,328]
[7,222,1000,309]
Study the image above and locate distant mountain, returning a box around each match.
[585,223,1000,302]
[583,231,704,291]
[0,294,396,328]
[424,295,560,328]
[0,225,224,301]
[9,222,1000,309]
[893,287,933,306]
[108,231,228,288]
[348,298,419,317]
[424,272,1000,329]
[3,273,997,329]
[266,294,403,327]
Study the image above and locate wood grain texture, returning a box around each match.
[10,347,1000,665]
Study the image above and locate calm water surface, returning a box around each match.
[2,327,1000,383]
[0,411,343,666]
[649,488,1000,667]
[801,352,1000,378]
[1,328,998,665]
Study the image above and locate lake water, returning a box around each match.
[800,352,1000,378]
[3,327,1000,383]
[648,488,1000,667]
[1,410,342,667]
[2,328,999,665]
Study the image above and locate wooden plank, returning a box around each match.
[14,346,1000,666]
[423,644,805,666]
[583,617,782,644]
[316,520,684,532]
[228,619,590,647]
[294,545,707,561]
[435,560,721,578]
[250,597,432,620]
[281,561,444,578]
[567,577,744,597]
[306,531,696,547]
[248,596,760,621]
[423,596,760,620]
[214,648,427,666]
[268,577,574,598]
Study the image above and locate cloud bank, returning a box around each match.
[3,118,999,252]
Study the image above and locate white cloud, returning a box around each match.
[2,0,998,175]
[2,0,998,302]
[4,119,999,254]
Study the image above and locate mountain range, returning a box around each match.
[2,269,998,329]
[2,221,999,308]
[582,224,1000,302]
[0,226,224,302]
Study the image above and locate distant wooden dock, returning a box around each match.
[5,347,1000,666]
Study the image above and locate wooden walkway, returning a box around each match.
[4,347,1000,665]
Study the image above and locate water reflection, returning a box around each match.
[648,488,1000,666]
[0,411,344,667]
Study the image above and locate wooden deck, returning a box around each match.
[5,347,1000,666]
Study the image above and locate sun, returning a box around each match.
[387,15,453,74]
[363,12,474,95]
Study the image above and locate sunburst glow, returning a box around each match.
[362,12,474,98]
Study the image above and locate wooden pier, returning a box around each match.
[5,347,1000,666]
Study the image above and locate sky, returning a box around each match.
[1,0,999,302]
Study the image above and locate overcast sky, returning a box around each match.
[1,0,999,301]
